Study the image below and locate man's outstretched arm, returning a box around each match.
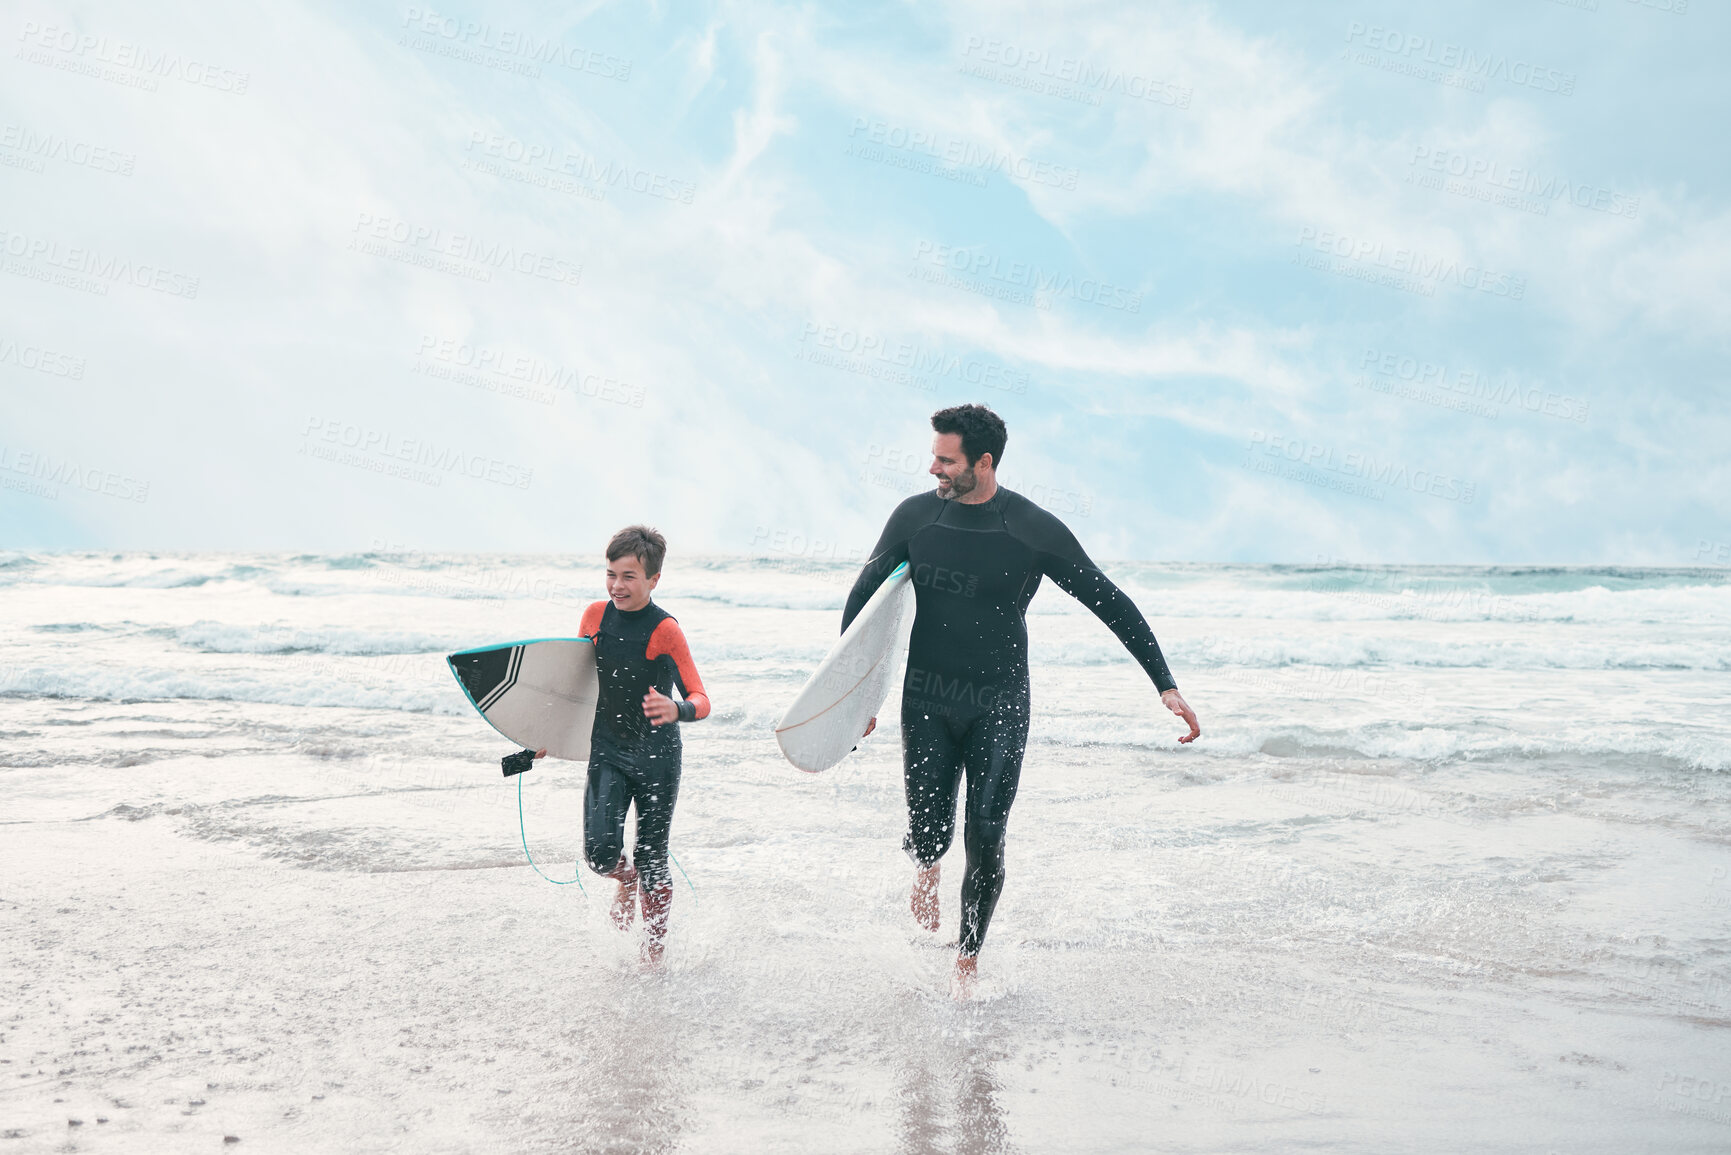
[1022,506,1200,743]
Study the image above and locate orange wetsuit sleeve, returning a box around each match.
[579,600,607,639]
[646,618,711,721]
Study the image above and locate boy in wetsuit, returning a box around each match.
[538,525,711,963]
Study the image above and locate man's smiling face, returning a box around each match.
[931,432,979,500]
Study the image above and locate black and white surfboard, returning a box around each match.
[447,638,599,761]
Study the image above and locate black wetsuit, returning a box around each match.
[843,487,1177,955]
[579,600,709,891]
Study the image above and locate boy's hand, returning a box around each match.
[642,688,679,725]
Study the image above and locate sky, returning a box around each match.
[2,0,1727,564]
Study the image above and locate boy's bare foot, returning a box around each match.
[640,882,673,965]
[611,881,636,930]
[950,954,978,1000]
[608,862,639,931]
[911,863,940,931]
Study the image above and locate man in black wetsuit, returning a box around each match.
[844,404,1199,992]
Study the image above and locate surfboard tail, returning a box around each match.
[775,563,914,772]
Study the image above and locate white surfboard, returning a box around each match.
[447,638,599,761]
[776,562,915,773]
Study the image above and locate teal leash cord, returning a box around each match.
[517,772,586,894]
[671,853,697,901]
[514,768,696,902]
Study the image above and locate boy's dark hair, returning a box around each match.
[931,404,1008,468]
[606,525,667,576]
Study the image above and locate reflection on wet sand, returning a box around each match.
[897,1036,1015,1155]
[528,975,686,1155]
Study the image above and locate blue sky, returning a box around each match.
[2,0,1726,563]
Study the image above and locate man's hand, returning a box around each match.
[643,688,679,725]
[862,716,877,738]
[1161,689,1200,744]
[534,748,547,759]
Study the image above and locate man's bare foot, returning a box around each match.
[911,863,940,931]
[950,954,978,1000]
[608,862,639,931]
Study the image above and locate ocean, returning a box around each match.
[3,551,1729,1152]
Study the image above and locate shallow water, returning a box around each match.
[3,552,1729,1152]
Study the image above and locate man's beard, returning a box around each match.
[936,465,977,500]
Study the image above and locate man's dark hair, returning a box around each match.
[930,404,1008,468]
[606,524,667,576]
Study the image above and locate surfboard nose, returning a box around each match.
[448,639,601,762]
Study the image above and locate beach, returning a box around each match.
[3,551,1729,1152]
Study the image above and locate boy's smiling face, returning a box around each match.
[605,553,659,611]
